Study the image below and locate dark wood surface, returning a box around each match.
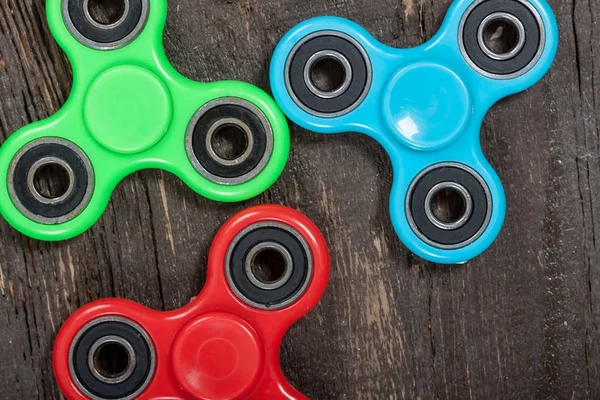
[0,0,592,398]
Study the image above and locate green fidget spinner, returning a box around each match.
[0,0,290,241]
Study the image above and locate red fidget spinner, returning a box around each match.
[53,205,330,400]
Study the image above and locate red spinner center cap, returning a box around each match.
[171,313,265,400]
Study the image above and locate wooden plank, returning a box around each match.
[0,0,594,398]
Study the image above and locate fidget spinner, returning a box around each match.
[0,0,289,241]
[270,0,558,264]
[53,205,330,399]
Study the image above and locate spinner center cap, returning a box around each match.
[171,313,264,400]
[382,62,471,151]
[84,65,173,154]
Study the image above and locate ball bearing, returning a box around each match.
[303,50,354,100]
[424,181,474,231]
[459,0,545,79]
[68,316,156,400]
[285,31,372,117]
[62,0,149,50]
[225,221,313,310]
[8,137,94,225]
[406,163,492,250]
[186,98,274,185]
[87,335,137,385]
[26,157,76,206]
[244,241,295,291]
[477,12,526,61]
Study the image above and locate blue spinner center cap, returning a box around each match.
[382,63,471,151]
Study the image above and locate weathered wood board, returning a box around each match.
[0,0,595,398]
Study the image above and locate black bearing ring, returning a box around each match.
[62,0,149,50]
[68,316,156,400]
[8,138,94,224]
[406,163,492,249]
[459,0,545,79]
[285,31,372,117]
[185,98,274,185]
[225,222,313,310]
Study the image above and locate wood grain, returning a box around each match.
[0,0,592,398]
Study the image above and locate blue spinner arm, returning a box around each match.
[270,0,558,264]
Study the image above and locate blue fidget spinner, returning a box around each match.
[270,0,558,264]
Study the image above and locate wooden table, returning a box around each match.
[0,0,590,398]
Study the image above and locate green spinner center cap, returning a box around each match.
[84,65,173,154]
